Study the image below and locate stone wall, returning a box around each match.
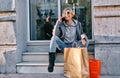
[0,0,15,11]
[0,0,28,73]
[93,0,120,76]
[0,0,16,73]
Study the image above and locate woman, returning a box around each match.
[48,7,89,72]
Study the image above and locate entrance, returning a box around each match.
[29,0,92,40]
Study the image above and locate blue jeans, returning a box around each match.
[49,36,87,53]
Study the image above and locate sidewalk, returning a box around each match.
[0,74,65,78]
[0,74,119,78]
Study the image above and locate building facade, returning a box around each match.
[0,0,120,77]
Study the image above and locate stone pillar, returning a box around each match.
[93,0,120,76]
[0,0,16,73]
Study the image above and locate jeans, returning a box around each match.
[49,36,87,53]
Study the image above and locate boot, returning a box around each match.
[48,52,56,72]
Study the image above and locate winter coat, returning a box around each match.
[53,19,89,47]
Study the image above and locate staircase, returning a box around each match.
[16,41,94,73]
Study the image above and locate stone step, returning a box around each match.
[22,52,64,62]
[27,41,95,52]
[16,62,64,74]
[22,52,94,62]
[27,46,49,52]
[27,41,50,52]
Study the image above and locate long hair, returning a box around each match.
[62,7,75,17]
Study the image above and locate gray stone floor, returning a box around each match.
[0,74,120,78]
[0,74,65,78]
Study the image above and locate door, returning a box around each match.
[29,0,58,40]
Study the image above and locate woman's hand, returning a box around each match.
[58,16,66,22]
[81,34,86,45]
[81,38,86,45]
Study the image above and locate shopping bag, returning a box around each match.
[64,48,90,78]
[89,59,101,78]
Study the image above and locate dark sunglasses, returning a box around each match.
[66,11,71,15]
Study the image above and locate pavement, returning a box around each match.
[0,74,66,78]
[0,74,120,78]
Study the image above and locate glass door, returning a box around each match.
[30,0,58,40]
[29,0,92,41]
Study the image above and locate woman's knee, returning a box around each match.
[51,35,59,40]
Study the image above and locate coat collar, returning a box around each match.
[63,19,78,27]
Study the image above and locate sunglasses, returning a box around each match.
[66,11,71,15]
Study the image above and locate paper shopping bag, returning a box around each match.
[89,59,101,78]
[64,48,90,78]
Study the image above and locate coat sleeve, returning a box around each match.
[53,20,61,36]
[79,22,89,47]
[78,22,84,34]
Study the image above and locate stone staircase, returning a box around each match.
[16,41,94,73]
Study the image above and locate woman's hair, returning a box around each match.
[62,7,75,17]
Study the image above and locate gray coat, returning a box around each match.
[53,19,89,47]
